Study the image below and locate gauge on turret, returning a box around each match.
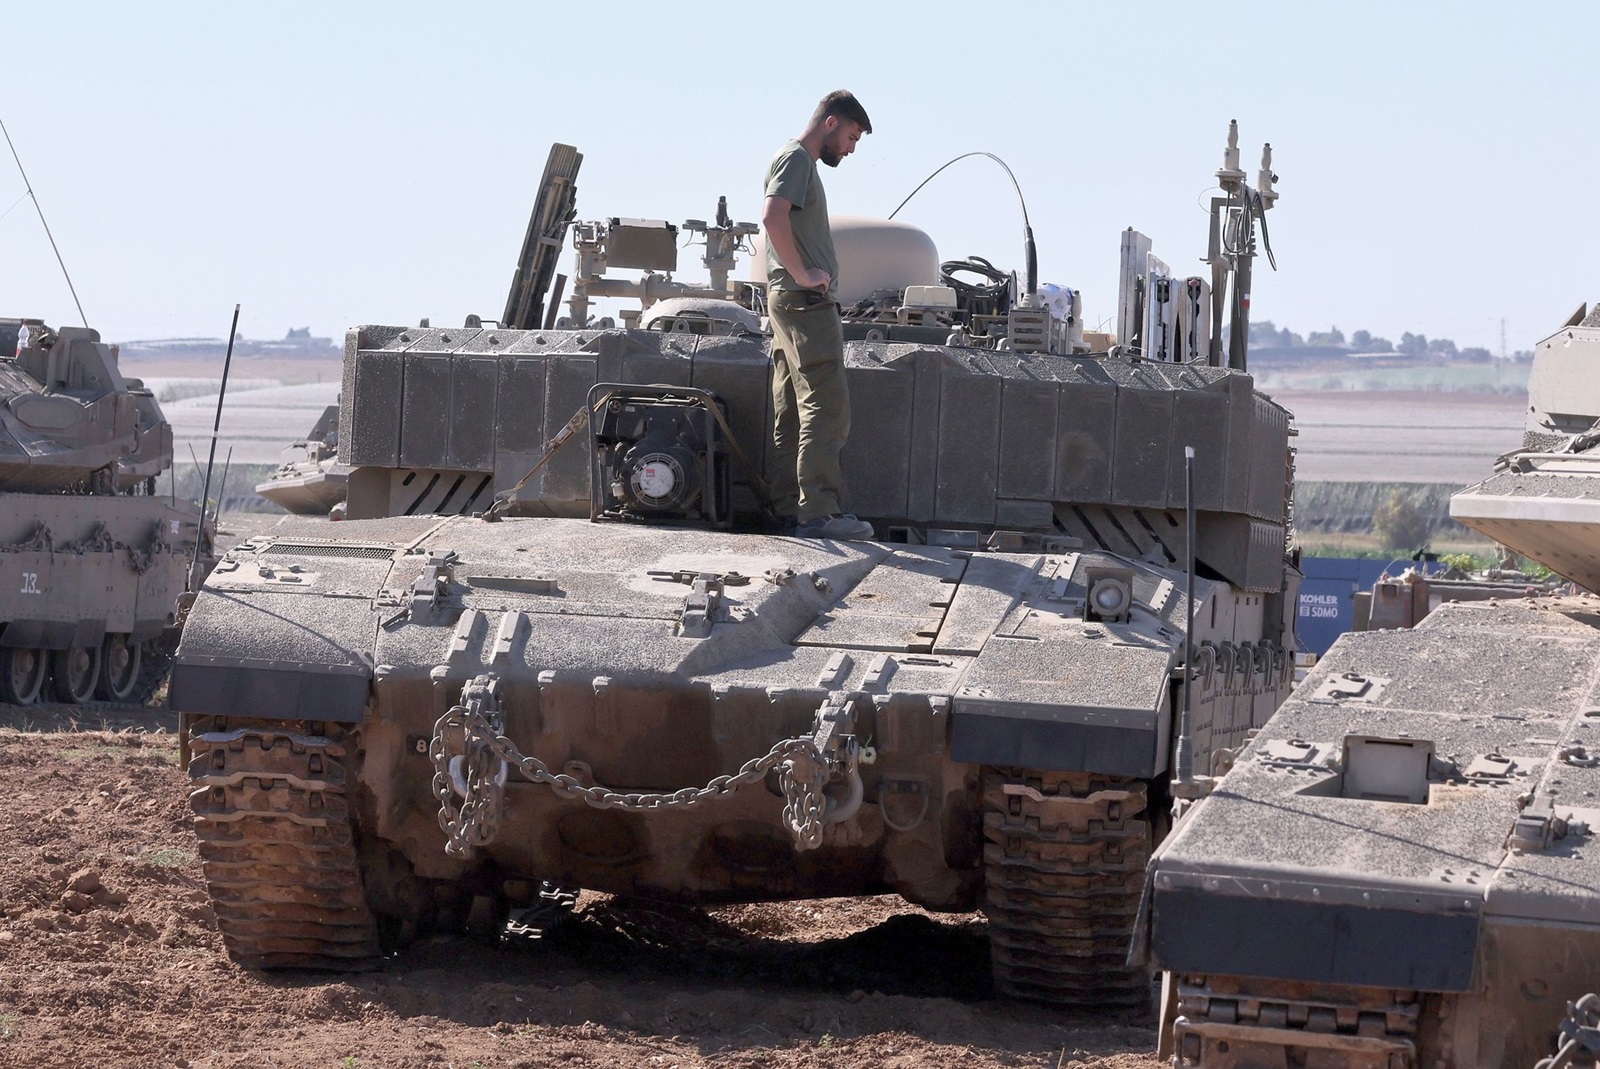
[629,454,683,506]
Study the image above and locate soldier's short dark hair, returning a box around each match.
[811,90,872,135]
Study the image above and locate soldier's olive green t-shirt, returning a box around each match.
[764,139,837,299]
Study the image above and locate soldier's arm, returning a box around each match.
[762,196,830,291]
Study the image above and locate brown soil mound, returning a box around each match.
[0,710,1162,1069]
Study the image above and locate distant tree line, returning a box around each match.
[1248,321,1531,362]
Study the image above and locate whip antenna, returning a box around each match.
[190,304,241,591]
[889,151,1037,297]
[0,118,88,327]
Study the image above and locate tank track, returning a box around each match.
[1170,975,1421,1069]
[132,633,178,705]
[188,717,383,970]
[981,768,1151,1008]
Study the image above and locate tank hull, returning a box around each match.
[174,510,1297,1000]
[1148,596,1600,1068]
[1147,303,1600,1065]
[0,491,197,705]
[0,492,195,646]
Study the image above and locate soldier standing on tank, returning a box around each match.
[762,90,874,541]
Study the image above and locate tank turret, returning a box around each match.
[0,320,172,492]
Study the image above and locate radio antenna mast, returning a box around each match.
[0,118,88,327]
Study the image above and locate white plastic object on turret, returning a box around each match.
[1257,143,1279,209]
[748,217,939,306]
[1215,119,1245,192]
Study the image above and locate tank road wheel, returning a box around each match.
[981,768,1153,1009]
[94,634,142,702]
[49,644,102,704]
[0,646,47,706]
[188,717,383,970]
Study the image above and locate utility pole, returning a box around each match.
[1498,317,1508,388]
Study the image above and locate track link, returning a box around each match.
[981,768,1151,1008]
[188,718,383,970]
[1171,974,1420,1069]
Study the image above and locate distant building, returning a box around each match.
[117,328,339,359]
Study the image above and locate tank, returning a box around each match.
[0,318,202,705]
[1143,302,1600,1066]
[254,403,351,515]
[171,127,1297,1007]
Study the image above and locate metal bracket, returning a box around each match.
[410,550,459,624]
[1256,738,1328,770]
[1311,671,1390,703]
[677,573,727,638]
[1511,793,1566,854]
[1463,753,1516,780]
[810,691,860,759]
[650,569,751,587]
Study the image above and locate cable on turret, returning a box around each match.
[888,151,1037,298]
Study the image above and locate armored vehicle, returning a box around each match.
[1144,303,1600,1065]
[173,127,1296,1007]
[0,318,200,705]
[255,403,350,515]
[1354,559,1562,632]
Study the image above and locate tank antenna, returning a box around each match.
[888,151,1037,298]
[190,304,241,592]
[0,118,88,328]
[214,445,234,526]
[1176,445,1197,788]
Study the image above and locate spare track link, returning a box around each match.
[981,767,1151,1007]
[1172,975,1421,1069]
[188,717,383,970]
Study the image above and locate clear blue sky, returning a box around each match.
[3,1,1593,354]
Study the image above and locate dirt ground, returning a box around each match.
[0,703,1164,1069]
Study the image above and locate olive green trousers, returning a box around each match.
[767,290,849,522]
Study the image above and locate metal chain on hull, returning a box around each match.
[429,674,854,859]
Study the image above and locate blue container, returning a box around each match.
[1297,556,1442,655]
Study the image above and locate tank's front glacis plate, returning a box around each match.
[175,517,1198,761]
[1148,597,1600,1069]
[172,514,1207,900]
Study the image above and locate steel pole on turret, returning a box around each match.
[1177,445,1197,786]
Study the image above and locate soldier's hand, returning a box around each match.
[796,267,832,291]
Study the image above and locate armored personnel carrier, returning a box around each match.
[0,318,200,705]
[173,127,1297,1007]
[1144,303,1600,1065]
